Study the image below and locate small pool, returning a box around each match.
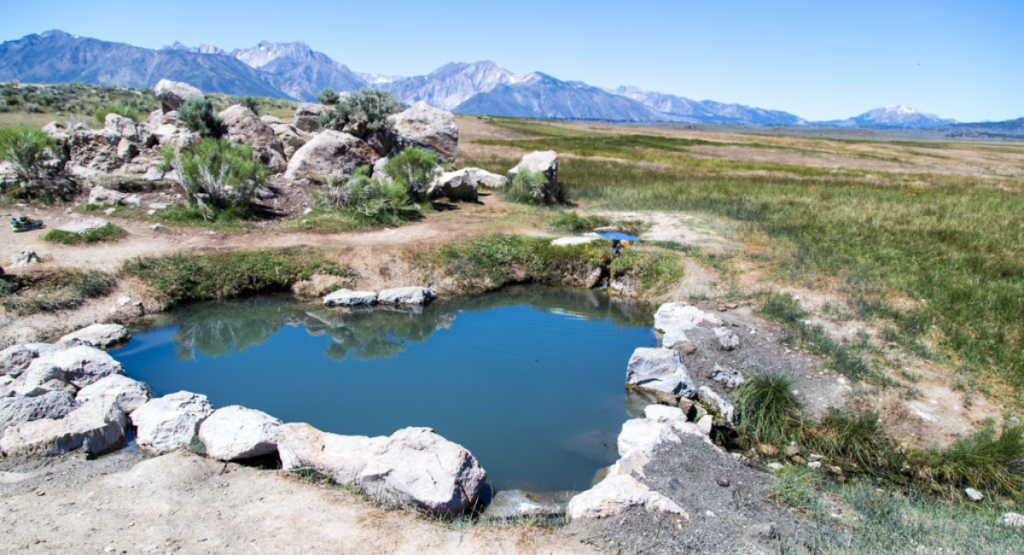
[111,287,656,493]
[593,231,639,242]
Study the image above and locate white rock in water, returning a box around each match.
[198,405,282,461]
[0,402,127,457]
[26,346,124,388]
[359,427,488,515]
[377,287,436,305]
[274,423,388,485]
[714,327,740,351]
[75,375,151,415]
[626,348,696,398]
[58,324,131,350]
[0,343,55,377]
[323,289,378,307]
[0,391,75,430]
[130,391,213,454]
[566,474,688,520]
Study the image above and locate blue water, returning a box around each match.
[594,231,639,242]
[110,287,656,492]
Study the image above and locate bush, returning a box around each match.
[316,87,340,105]
[94,100,141,124]
[43,223,127,245]
[312,166,420,226]
[381,147,439,201]
[161,139,267,219]
[178,96,223,138]
[0,125,65,199]
[239,95,261,115]
[733,373,801,445]
[505,168,552,205]
[319,88,404,134]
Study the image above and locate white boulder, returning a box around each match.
[377,287,436,305]
[219,105,288,173]
[626,348,697,397]
[293,103,326,133]
[428,170,478,202]
[26,346,124,388]
[284,130,377,182]
[58,323,131,350]
[464,168,508,189]
[0,402,127,457]
[0,391,75,431]
[155,79,202,113]
[654,302,723,348]
[714,327,740,351]
[507,151,562,201]
[130,391,214,454]
[198,405,282,461]
[566,474,688,520]
[274,423,388,484]
[391,102,459,163]
[324,289,378,307]
[75,375,151,415]
[0,343,55,377]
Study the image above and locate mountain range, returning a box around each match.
[0,30,1010,130]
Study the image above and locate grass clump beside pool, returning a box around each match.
[123,248,356,308]
[549,211,610,233]
[0,269,115,315]
[42,223,127,245]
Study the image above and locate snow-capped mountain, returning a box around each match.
[379,61,533,111]
[611,86,806,126]
[164,41,226,55]
[820,106,955,129]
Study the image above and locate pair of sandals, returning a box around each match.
[11,216,43,232]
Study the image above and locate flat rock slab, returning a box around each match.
[130,391,213,454]
[275,422,388,484]
[324,289,378,307]
[0,391,75,431]
[198,405,282,461]
[57,218,109,235]
[551,237,596,247]
[377,286,436,305]
[58,324,131,350]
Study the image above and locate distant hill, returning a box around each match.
[940,118,1024,140]
[817,106,955,129]
[611,86,805,126]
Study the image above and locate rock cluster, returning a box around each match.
[324,286,436,307]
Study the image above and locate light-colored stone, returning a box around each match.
[284,130,377,182]
[16,363,65,390]
[58,324,130,350]
[0,343,55,377]
[219,105,288,173]
[293,103,326,133]
[377,287,436,305]
[56,217,109,235]
[0,402,126,457]
[155,79,202,113]
[273,124,311,159]
[75,375,151,415]
[507,151,562,201]
[26,346,124,389]
[10,250,41,269]
[391,102,459,163]
[566,474,687,520]
[710,364,746,389]
[130,391,214,454]
[90,186,129,207]
[551,236,596,247]
[275,423,388,484]
[104,113,145,143]
[359,427,488,515]
[0,391,75,431]
[428,170,478,202]
[323,289,378,307]
[696,414,714,435]
[198,406,282,461]
[698,386,735,423]
[464,167,507,189]
[965,487,984,502]
[626,347,696,397]
[997,512,1024,528]
[654,302,723,348]
[714,326,740,351]
[261,115,284,125]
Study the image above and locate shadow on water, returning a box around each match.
[116,286,657,492]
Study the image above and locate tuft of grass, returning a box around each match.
[923,423,1024,498]
[0,269,115,315]
[733,373,801,445]
[802,410,901,476]
[549,211,610,233]
[122,248,356,308]
[770,465,821,511]
[42,223,128,245]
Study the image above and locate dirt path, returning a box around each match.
[0,451,600,555]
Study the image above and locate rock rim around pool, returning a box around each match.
[57,323,131,350]
[626,347,697,398]
[653,302,723,349]
[198,405,282,461]
[323,289,378,307]
[377,286,436,305]
[130,391,214,454]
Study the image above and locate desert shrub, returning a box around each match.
[319,88,404,134]
[43,223,127,245]
[505,168,552,205]
[381,147,438,201]
[93,100,141,124]
[160,139,267,219]
[733,373,801,445]
[239,95,261,115]
[0,125,67,199]
[316,87,340,105]
[178,96,223,138]
[312,166,420,226]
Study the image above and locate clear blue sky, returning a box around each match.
[2,0,1021,121]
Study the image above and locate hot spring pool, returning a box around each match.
[110,287,657,493]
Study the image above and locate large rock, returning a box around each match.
[58,323,131,350]
[104,113,146,143]
[428,170,478,202]
[359,427,488,515]
[75,375,151,415]
[284,130,377,182]
[198,405,282,461]
[391,102,459,163]
[151,123,201,150]
[219,105,288,173]
[88,186,128,206]
[0,391,75,431]
[324,289,378,307]
[26,346,124,388]
[566,474,687,520]
[56,217,110,235]
[626,348,696,398]
[0,343,55,377]
[0,402,127,457]
[66,129,124,175]
[130,391,214,454]
[155,79,202,113]
[293,103,326,133]
[698,386,735,423]
[272,123,311,159]
[653,302,722,348]
[274,423,388,484]
[464,167,508,189]
[507,151,562,201]
[377,287,436,305]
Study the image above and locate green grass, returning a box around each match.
[549,211,611,233]
[122,248,355,308]
[0,268,115,315]
[733,373,801,445]
[42,223,127,244]
[925,423,1024,498]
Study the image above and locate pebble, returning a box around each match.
[965,488,984,502]
[808,461,822,469]
[716,477,730,487]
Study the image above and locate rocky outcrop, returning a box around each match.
[0,402,127,457]
[66,129,124,175]
[0,343,55,377]
[58,324,131,350]
[0,391,75,431]
[377,287,436,305]
[198,405,282,461]
[428,170,478,202]
[104,113,147,144]
[324,289,378,307]
[391,102,459,163]
[626,347,696,397]
[293,103,326,133]
[271,123,311,159]
[359,427,488,515]
[130,391,214,454]
[75,375,151,415]
[219,105,288,173]
[464,168,508,189]
[274,423,388,484]
[653,302,723,348]
[26,346,124,388]
[566,474,687,519]
[507,151,562,201]
[284,130,377,182]
[155,79,202,113]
